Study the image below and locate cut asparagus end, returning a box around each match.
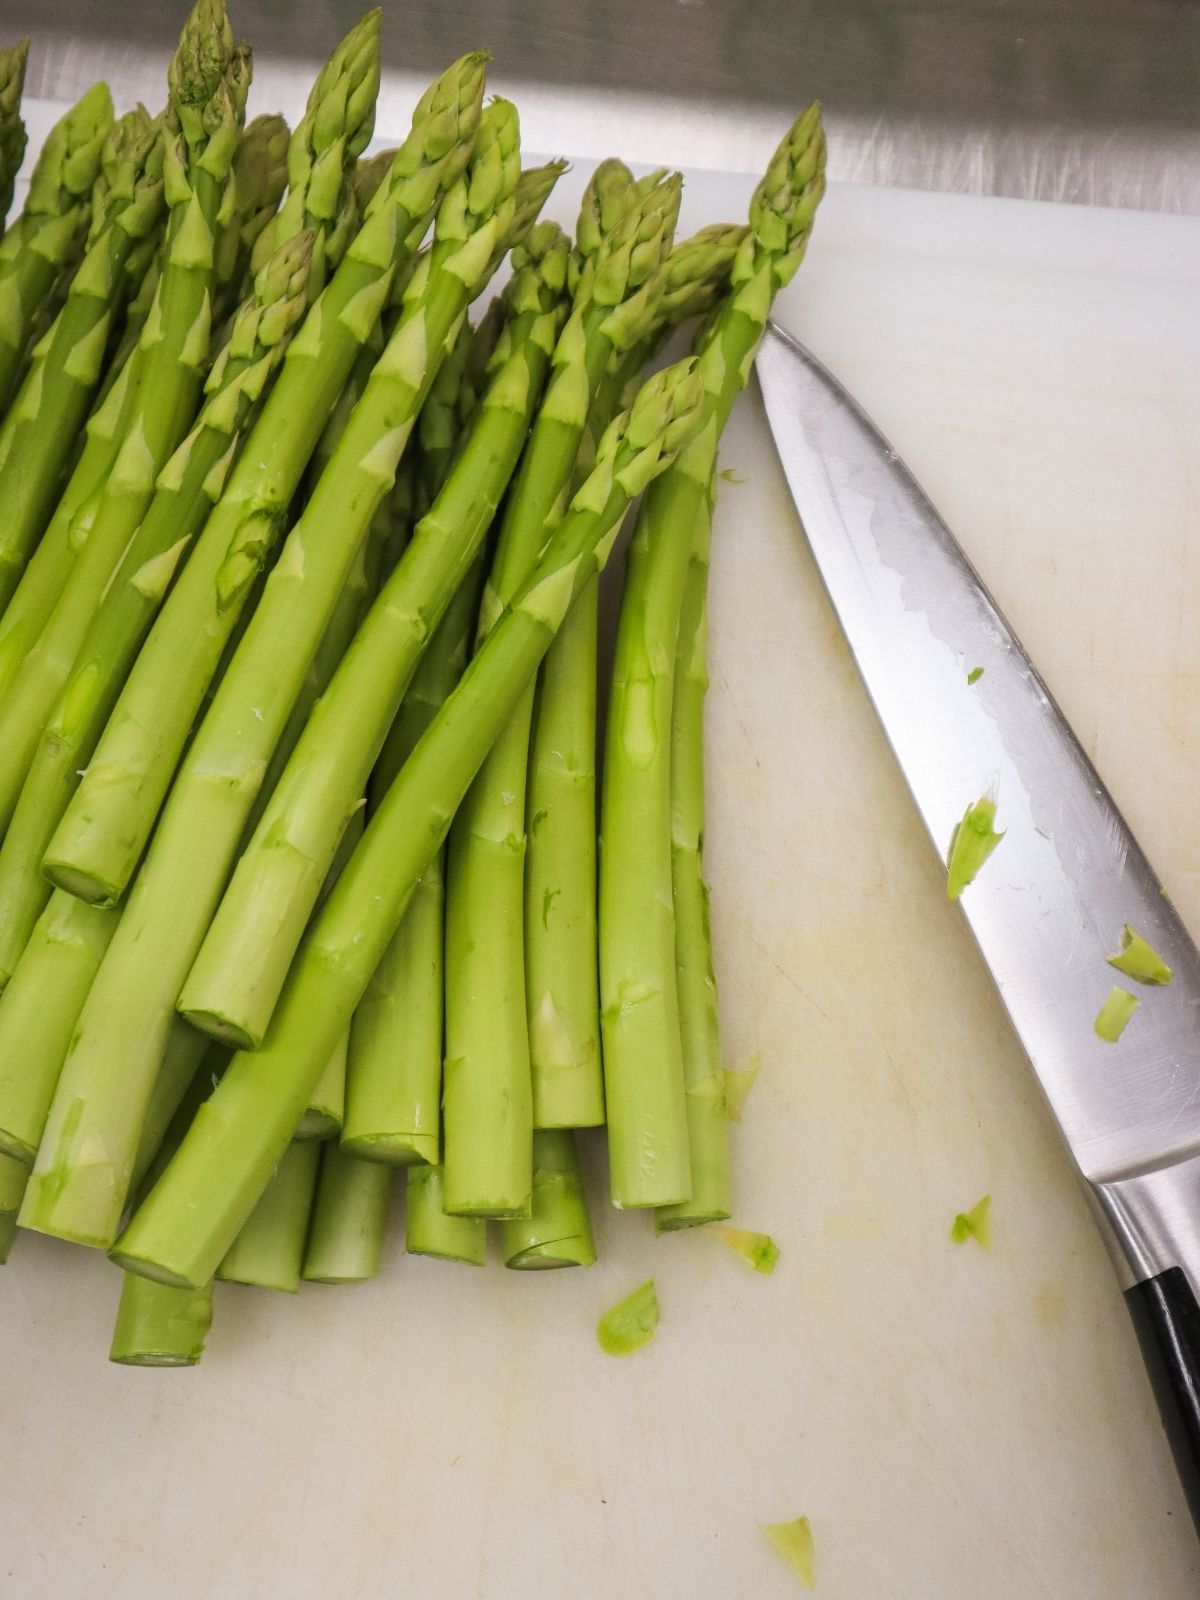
[341,1131,439,1167]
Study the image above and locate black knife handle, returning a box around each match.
[1126,1267,1200,1534]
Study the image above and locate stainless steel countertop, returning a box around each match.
[10,0,1200,214]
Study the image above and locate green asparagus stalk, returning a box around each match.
[0,40,29,232]
[0,231,316,985]
[180,217,570,1050]
[656,479,730,1227]
[131,1027,219,1194]
[0,79,112,409]
[249,10,380,293]
[0,2,250,827]
[43,51,488,907]
[300,1032,349,1140]
[111,1057,214,1366]
[602,104,826,1210]
[302,1142,392,1282]
[217,1139,320,1292]
[522,223,747,1132]
[110,356,706,1289]
[341,557,487,1164]
[405,1164,485,1264]
[0,107,165,619]
[0,892,116,1162]
[499,1131,596,1267]
[25,100,519,1252]
[212,112,290,318]
[440,163,681,1216]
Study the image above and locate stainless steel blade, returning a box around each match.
[756,321,1200,1288]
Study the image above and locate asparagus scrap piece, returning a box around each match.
[217,1140,320,1293]
[25,101,519,1252]
[655,479,731,1227]
[406,1164,486,1265]
[110,1062,214,1366]
[601,105,827,1211]
[0,893,116,1162]
[181,215,570,1049]
[43,51,488,906]
[302,1143,393,1283]
[212,111,290,318]
[110,357,705,1289]
[0,79,112,410]
[0,40,29,231]
[0,1,250,831]
[0,230,315,985]
[0,107,166,619]
[441,162,681,1216]
[499,1131,596,1268]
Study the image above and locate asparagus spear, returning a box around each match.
[522,223,749,1132]
[25,101,519,1252]
[0,39,28,232]
[110,1059,214,1366]
[0,2,250,828]
[0,1148,28,1263]
[43,51,488,907]
[601,105,827,1210]
[0,107,165,619]
[0,78,112,409]
[441,163,681,1216]
[217,1139,320,1293]
[656,478,730,1227]
[180,216,570,1050]
[499,1130,596,1267]
[110,356,705,1289]
[250,9,380,292]
[212,111,290,319]
[507,282,729,1163]
[405,1164,485,1265]
[0,230,315,984]
[302,1143,392,1283]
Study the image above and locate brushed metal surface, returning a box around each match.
[7,0,1200,213]
[756,322,1200,1291]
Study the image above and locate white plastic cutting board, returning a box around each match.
[3,124,1200,1599]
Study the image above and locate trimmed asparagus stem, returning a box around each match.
[342,553,489,1164]
[298,1032,349,1141]
[217,1139,320,1293]
[111,1054,214,1366]
[499,1130,596,1267]
[656,482,731,1228]
[602,105,827,1209]
[405,1163,486,1264]
[0,77,111,409]
[302,1142,392,1283]
[0,40,29,233]
[180,217,568,1049]
[0,107,165,618]
[522,224,746,1132]
[0,892,116,1162]
[110,1273,213,1366]
[442,165,681,1216]
[110,358,705,1289]
[43,52,487,907]
[0,233,316,985]
[25,102,518,1252]
[0,1209,19,1263]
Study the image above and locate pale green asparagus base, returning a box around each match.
[499,1130,596,1269]
[217,1140,321,1294]
[303,1142,392,1283]
[405,1163,486,1265]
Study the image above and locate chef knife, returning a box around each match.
[756,321,1200,1531]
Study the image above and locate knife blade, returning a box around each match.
[756,320,1200,1526]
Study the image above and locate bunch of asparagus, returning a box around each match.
[0,3,825,1365]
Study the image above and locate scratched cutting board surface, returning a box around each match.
[2,102,1200,1598]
